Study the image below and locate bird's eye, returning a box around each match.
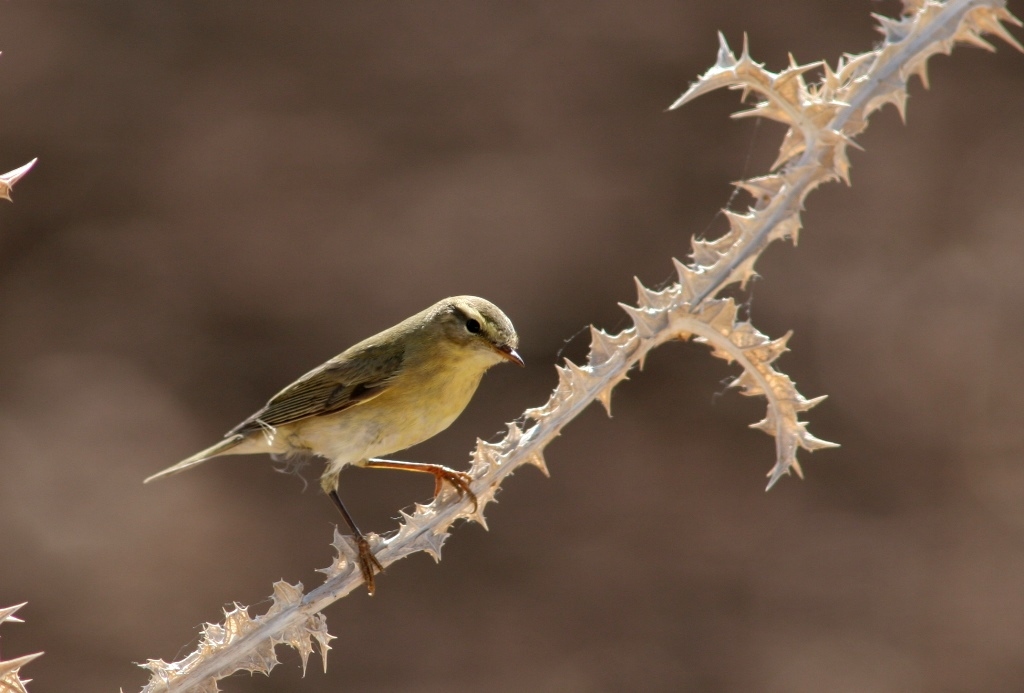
[465,318,481,334]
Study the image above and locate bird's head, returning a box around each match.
[433,296,523,368]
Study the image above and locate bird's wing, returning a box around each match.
[229,343,404,436]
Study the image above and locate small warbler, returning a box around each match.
[146,296,523,593]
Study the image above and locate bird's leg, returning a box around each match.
[328,489,384,595]
[365,458,478,511]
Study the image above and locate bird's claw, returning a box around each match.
[432,467,478,511]
[355,536,384,595]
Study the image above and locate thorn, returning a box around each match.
[716,30,735,67]
[618,302,663,339]
[0,603,27,623]
[588,325,620,365]
[633,276,652,308]
[0,158,37,202]
[596,386,613,417]
[0,651,44,678]
[527,452,550,478]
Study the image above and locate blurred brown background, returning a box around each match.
[0,2,1022,691]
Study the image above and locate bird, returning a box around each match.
[145,296,523,593]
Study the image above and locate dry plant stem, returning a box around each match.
[138,2,1021,691]
[684,0,1023,310]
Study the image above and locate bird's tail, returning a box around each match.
[144,434,246,483]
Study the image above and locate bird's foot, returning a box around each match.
[355,536,384,595]
[328,488,384,595]
[430,466,478,511]
[363,458,479,511]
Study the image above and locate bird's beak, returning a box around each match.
[495,344,525,367]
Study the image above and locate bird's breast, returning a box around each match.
[297,355,491,470]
